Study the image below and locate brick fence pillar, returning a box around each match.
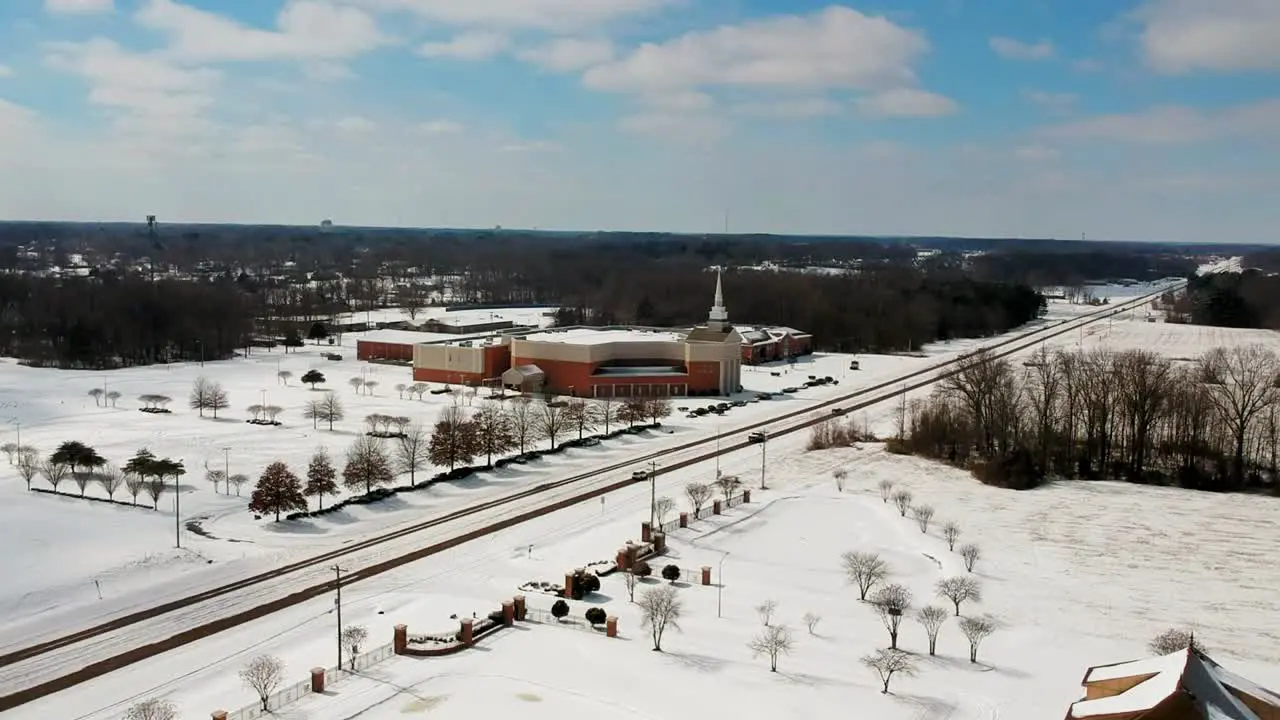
[310,667,326,693]
[502,601,515,627]
[712,500,722,515]
[393,624,407,655]
[513,594,526,621]
[743,489,751,503]
[652,532,666,555]
[641,521,652,542]
[563,572,576,599]
[211,712,227,720]
[616,548,630,572]
[701,566,711,586]
[606,616,618,638]
[679,512,688,528]
[460,618,474,645]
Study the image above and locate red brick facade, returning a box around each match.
[357,340,414,362]
[507,356,725,397]
[741,331,813,364]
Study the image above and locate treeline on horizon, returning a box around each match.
[0,224,1220,368]
[1169,271,1280,329]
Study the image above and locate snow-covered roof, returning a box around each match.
[355,329,454,345]
[520,328,687,346]
[1071,648,1280,720]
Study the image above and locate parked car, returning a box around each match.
[782,387,799,394]
[748,431,766,443]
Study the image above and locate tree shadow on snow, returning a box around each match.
[264,519,327,535]
[923,654,1027,678]
[666,651,727,673]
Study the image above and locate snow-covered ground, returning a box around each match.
[15,436,1278,720]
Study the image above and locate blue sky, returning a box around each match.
[0,0,1278,242]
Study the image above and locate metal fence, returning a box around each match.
[224,642,396,720]
[658,518,681,533]
[724,492,746,508]
[524,608,607,635]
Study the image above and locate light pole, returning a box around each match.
[715,424,722,480]
[759,429,768,490]
[221,446,230,490]
[647,460,659,529]
[332,565,346,670]
[174,471,181,549]
[717,552,728,618]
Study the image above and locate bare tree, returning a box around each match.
[341,625,369,669]
[99,465,125,500]
[16,448,40,490]
[343,435,395,494]
[145,477,168,510]
[239,654,285,711]
[802,612,821,635]
[473,401,515,466]
[230,473,249,496]
[124,697,177,720]
[124,472,145,504]
[878,479,894,503]
[833,468,847,491]
[396,422,430,486]
[1200,345,1279,488]
[913,504,935,533]
[623,568,639,602]
[428,405,479,471]
[936,576,982,616]
[40,459,70,492]
[714,473,740,499]
[959,615,997,663]
[755,599,778,626]
[1149,628,1202,655]
[747,624,793,672]
[0,442,16,464]
[304,398,323,429]
[394,382,407,399]
[654,496,676,525]
[891,489,913,517]
[871,584,913,649]
[189,376,213,417]
[247,404,265,422]
[941,521,962,551]
[317,392,345,430]
[685,482,713,515]
[264,405,283,423]
[507,397,541,454]
[638,585,682,652]
[593,398,621,433]
[564,398,597,440]
[535,401,569,450]
[862,648,917,694]
[841,550,888,601]
[916,606,948,655]
[89,387,105,407]
[349,376,365,394]
[959,543,981,572]
[278,370,293,386]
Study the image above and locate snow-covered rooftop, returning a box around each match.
[355,328,455,345]
[519,328,688,346]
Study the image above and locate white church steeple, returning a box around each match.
[708,268,729,331]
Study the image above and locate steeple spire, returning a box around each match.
[708,267,729,330]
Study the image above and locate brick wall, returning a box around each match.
[357,340,414,361]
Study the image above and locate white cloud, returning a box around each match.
[500,139,561,152]
[0,65,13,78]
[1023,89,1078,111]
[1015,144,1059,161]
[857,88,957,117]
[518,38,614,72]
[43,38,221,134]
[45,0,114,14]
[618,112,729,141]
[418,31,509,60]
[732,97,841,118]
[1131,0,1280,73]
[335,116,377,132]
[1071,58,1103,72]
[136,0,388,63]
[352,0,668,31]
[1041,100,1280,143]
[989,36,1054,61]
[638,90,715,112]
[418,119,464,135]
[583,7,929,94]
[303,61,357,81]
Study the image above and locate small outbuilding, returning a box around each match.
[502,364,546,394]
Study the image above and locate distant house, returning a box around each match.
[739,326,813,364]
[1066,646,1280,719]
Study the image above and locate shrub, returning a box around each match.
[662,564,681,584]
[634,561,653,578]
[551,599,570,621]
[585,607,607,626]
[577,571,601,594]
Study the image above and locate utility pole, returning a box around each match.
[222,446,230,490]
[648,460,659,529]
[332,565,346,670]
[759,430,768,490]
[715,425,721,479]
[174,472,181,549]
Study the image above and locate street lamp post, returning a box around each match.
[648,461,659,529]
[717,552,728,618]
[332,565,347,670]
[759,429,768,490]
[715,424,721,479]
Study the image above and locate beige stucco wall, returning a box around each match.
[413,344,484,374]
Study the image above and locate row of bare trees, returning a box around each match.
[898,344,1280,491]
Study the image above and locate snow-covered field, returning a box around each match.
[14,436,1278,720]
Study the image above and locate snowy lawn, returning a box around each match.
[17,434,1278,720]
